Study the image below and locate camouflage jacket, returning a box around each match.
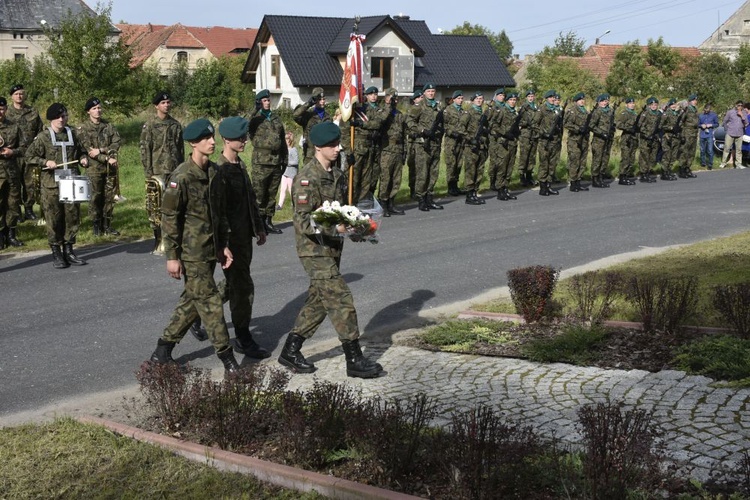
[589,106,614,139]
[536,102,562,140]
[408,99,444,144]
[443,103,465,140]
[660,109,681,134]
[292,157,348,259]
[140,114,184,178]
[293,103,331,161]
[489,104,520,141]
[248,108,287,166]
[6,104,42,149]
[211,154,264,245]
[460,106,489,150]
[352,103,386,147]
[518,100,539,135]
[637,110,662,141]
[564,105,589,136]
[380,108,407,153]
[25,126,86,189]
[0,118,21,179]
[161,157,229,263]
[681,105,699,134]
[616,108,638,135]
[76,119,121,174]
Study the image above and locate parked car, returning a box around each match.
[713,124,750,164]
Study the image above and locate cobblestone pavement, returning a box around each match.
[278,339,750,483]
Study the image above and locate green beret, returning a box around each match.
[452,90,463,99]
[312,87,325,99]
[309,122,341,146]
[553,92,561,99]
[544,89,556,99]
[494,88,505,96]
[688,94,698,101]
[422,82,435,91]
[646,97,658,104]
[507,92,519,99]
[184,118,215,142]
[625,97,635,103]
[667,98,677,106]
[412,89,423,99]
[256,89,270,100]
[218,116,249,140]
[365,86,379,95]
[525,90,535,96]
[596,93,610,102]
[471,92,483,100]
[573,92,585,101]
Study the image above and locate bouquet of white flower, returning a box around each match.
[311,200,382,243]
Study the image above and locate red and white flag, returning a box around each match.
[339,33,365,122]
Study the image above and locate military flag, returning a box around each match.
[339,33,365,123]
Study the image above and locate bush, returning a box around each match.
[627,275,698,333]
[713,283,750,338]
[507,265,560,323]
[522,324,607,364]
[672,335,750,382]
[566,270,624,324]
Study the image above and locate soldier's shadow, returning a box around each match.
[306,288,436,368]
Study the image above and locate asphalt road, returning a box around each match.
[1,168,749,420]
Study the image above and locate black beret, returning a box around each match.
[309,122,340,146]
[85,97,101,112]
[218,116,249,140]
[573,92,585,101]
[152,91,171,105]
[256,89,270,100]
[625,97,635,103]
[46,103,67,120]
[183,118,215,142]
[0,97,6,107]
[365,86,379,95]
[10,84,23,95]
[422,82,435,91]
[452,90,463,98]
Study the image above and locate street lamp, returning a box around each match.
[595,30,611,45]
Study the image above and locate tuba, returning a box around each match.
[145,175,165,254]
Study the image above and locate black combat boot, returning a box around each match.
[592,176,604,188]
[601,176,610,188]
[388,198,405,215]
[379,199,391,217]
[189,319,208,341]
[104,218,120,235]
[425,193,443,210]
[264,216,283,234]
[639,174,655,183]
[466,191,482,205]
[496,186,510,200]
[618,176,632,186]
[7,227,24,246]
[278,333,316,373]
[447,181,460,196]
[92,220,102,237]
[570,180,580,192]
[684,167,697,178]
[539,182,550,196]
[63,242,86,266]
[24,206,37,221]
[51,244,69,269]
[475,191,486,204]
[578,180,590,191]
[418,196,429,211]
[217,346,241,377]
[234,327,271,359]
[341,339,383,378]
[505,187,517,200]
[150,338,177,364]
[547,182,559,195]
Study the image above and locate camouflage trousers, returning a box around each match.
[377,149,404,201]
[0,171,21,231]
[463,145,487,192]
[414,140,440,198]
[41,185,79,245]
[251,163,283,217]
[18,158,36,211]
[680,133,698,169]
[590,136,612,177]
[661,134,681,173]
[162,260,230,353]
[221,241,255,330]
[517,130,538,175]
[291,256,359,342]
[639,138,659,175]
[494,138,517,189]
[87,168,116,224]
[537,137,558,183]
[566,134,589,182]
[406,142,417,195]
[443,137,463,184]
[351,143,379,204]
[619,134,638,177]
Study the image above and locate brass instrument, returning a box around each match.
[145,175,165,254]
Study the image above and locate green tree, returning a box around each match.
[165,59,190,105]
[605,42,662,97]
[36,1,134,118]
[540,31,586,57]
[645,37,682,80]
[0,59,35,100]
[216,55,256,114]
[447,22,514,62]
[526,55,603,100]
[733,43,750,76]
[185,59,231,117]
[675,53,738,112]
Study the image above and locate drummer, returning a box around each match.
[25,103,89,269]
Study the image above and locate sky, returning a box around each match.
[107,0,747,58]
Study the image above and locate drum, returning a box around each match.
[58,176,91,203]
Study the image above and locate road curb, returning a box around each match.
[77,415,419,500]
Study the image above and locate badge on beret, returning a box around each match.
[300,179,309,186]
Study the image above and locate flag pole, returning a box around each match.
[348,16,360,205]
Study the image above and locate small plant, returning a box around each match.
[627,275,698,333]
[576,401,664,498]
[567,270,624,324]
[507,265,560,323]
[522,324,607,364]
[713,282,750,338]
[672,335,750,383]
[419,319,510,348]
[135,361,209,431]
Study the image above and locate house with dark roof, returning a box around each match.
[241,14,515,108]
[0,0,113,61]
[700,0,750,60]
[117,23,257,75]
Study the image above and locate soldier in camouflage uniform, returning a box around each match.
[278,121,383,379]
[249,89,287,234]
[149,118,242,376]
[534,90,562,196]
[442,90,466,196]
[406,90,424,198]
[659,98,682,181]
[564,92,590,193]
[0,97,25,248]
[409,83,445,211]
[637,97,661,183]
[517,90,539,187]
[349,86,386,204]
[678,94,699,178]
[485,89,506,191]
[588,94,615,188]
[25,103,89,268]
[377,88,407,216]
[293,87,331,163]
[460,92,488,205]
[490,92,521,201]
[7,84,43,221]
[615,97,638,185]
[140,91,184,247]
[551,93,565,183]
[77,97,121,236]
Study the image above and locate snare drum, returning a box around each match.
[58,176,91,203]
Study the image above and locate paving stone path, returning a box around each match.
[280,341,750,483]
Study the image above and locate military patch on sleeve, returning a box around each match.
[297,194,309,204]
[300,179,309,186]
[169,181,177,189]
